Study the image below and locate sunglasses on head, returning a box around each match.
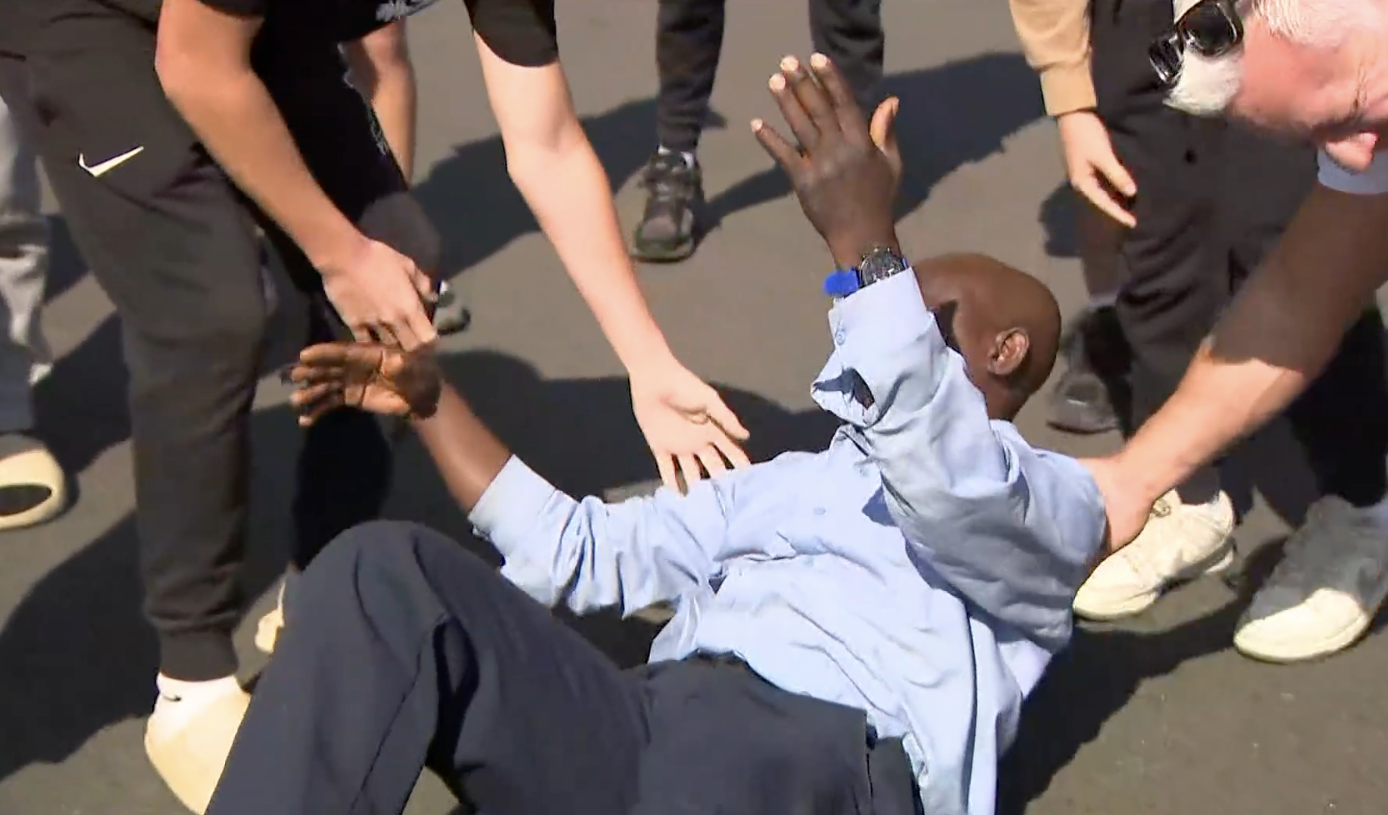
[1149,0,1245,88]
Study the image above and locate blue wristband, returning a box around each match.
[823,269,860,297]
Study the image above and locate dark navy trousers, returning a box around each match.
[207,521,920,815]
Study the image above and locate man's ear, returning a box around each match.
[987,328,1030,377]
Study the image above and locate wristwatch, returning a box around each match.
[822,246,910,298]
[854,245,910,288]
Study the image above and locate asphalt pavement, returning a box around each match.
[1,1,1385,813]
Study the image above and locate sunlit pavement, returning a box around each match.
[2,2,1385,813]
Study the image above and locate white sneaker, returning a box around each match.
[1234,496,1388,663]
[145,685,252,814]
[1074,489,1236,620]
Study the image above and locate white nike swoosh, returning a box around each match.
[78,146,145,178]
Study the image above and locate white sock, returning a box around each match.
[657,145,697,168]
[151,674,241,732]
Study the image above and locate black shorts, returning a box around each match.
[22,2,440,350]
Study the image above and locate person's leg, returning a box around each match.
[248,32,442,652]
[26,10,260,809]
[208,521,648,815]
[807,0,884,116]
[631,0,725,262]
[1213,124,1388,662]
[1070,0,1237,620]
[1046,201,1131,435]
[0,56,65,530]
[1233,309,1388,661]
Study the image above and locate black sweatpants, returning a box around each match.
[1091,0,1388,506]
[655,0,884,152]
[24,7,441,680]
[207,521,921,815]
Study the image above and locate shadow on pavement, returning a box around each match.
[997,537,1287,815]
[0,345,837,788]
[412,51,1044,278]
[1038,183,1077,260]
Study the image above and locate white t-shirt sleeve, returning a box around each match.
[1317,149,1388,195]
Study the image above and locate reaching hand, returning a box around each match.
[1056,110,1138,228]
[286,342,443,426]
[751,53,903,269]
[629,359,752,492]
[1080,454,1156,555]
[319,237,439,350]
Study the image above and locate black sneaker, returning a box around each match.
[631,151,705,262]
[1047,305,1129,435]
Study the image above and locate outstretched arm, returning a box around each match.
[465,0,749,487]
[748,55,1103,647]
[291,345,740,615]
[1093,158,1388,546]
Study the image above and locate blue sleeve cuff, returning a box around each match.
[827,271,935,352]
[468,457,565,559]
[818,270,952,429]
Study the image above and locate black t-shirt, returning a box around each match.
[90,0,557,65]
[228,0,554,63]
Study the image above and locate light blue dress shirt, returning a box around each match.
[469,271,1107,815]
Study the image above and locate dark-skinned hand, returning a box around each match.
[285,342,443,426]
[752,53,904,269]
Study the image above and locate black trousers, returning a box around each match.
[655,0,884,152]
[208,521,920,815]
[1090,0,1388,506]
[25,7,440,680]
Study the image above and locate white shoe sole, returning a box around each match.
[1075,538,1236,621]
[1234,612,1374,663]
[0,448,68,532]
[1235,578,1388,663]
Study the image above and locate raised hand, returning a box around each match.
[752,53,903,269]
[285,342,443,425]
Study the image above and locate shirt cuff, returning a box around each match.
[827,270,934,351]
[1317,149,1388,196]
[468,456,562,559]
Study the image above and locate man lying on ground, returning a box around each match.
[205,55,1110,815]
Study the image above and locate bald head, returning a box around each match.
[912,253,1062,420]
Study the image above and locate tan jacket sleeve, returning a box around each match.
[1007,0,1096,116]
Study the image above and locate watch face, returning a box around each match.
[859,248,909,285]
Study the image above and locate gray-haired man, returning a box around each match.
[1090,0,1388,662]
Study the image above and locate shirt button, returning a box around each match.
[834,329,846,345]
[814,507,826,516]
